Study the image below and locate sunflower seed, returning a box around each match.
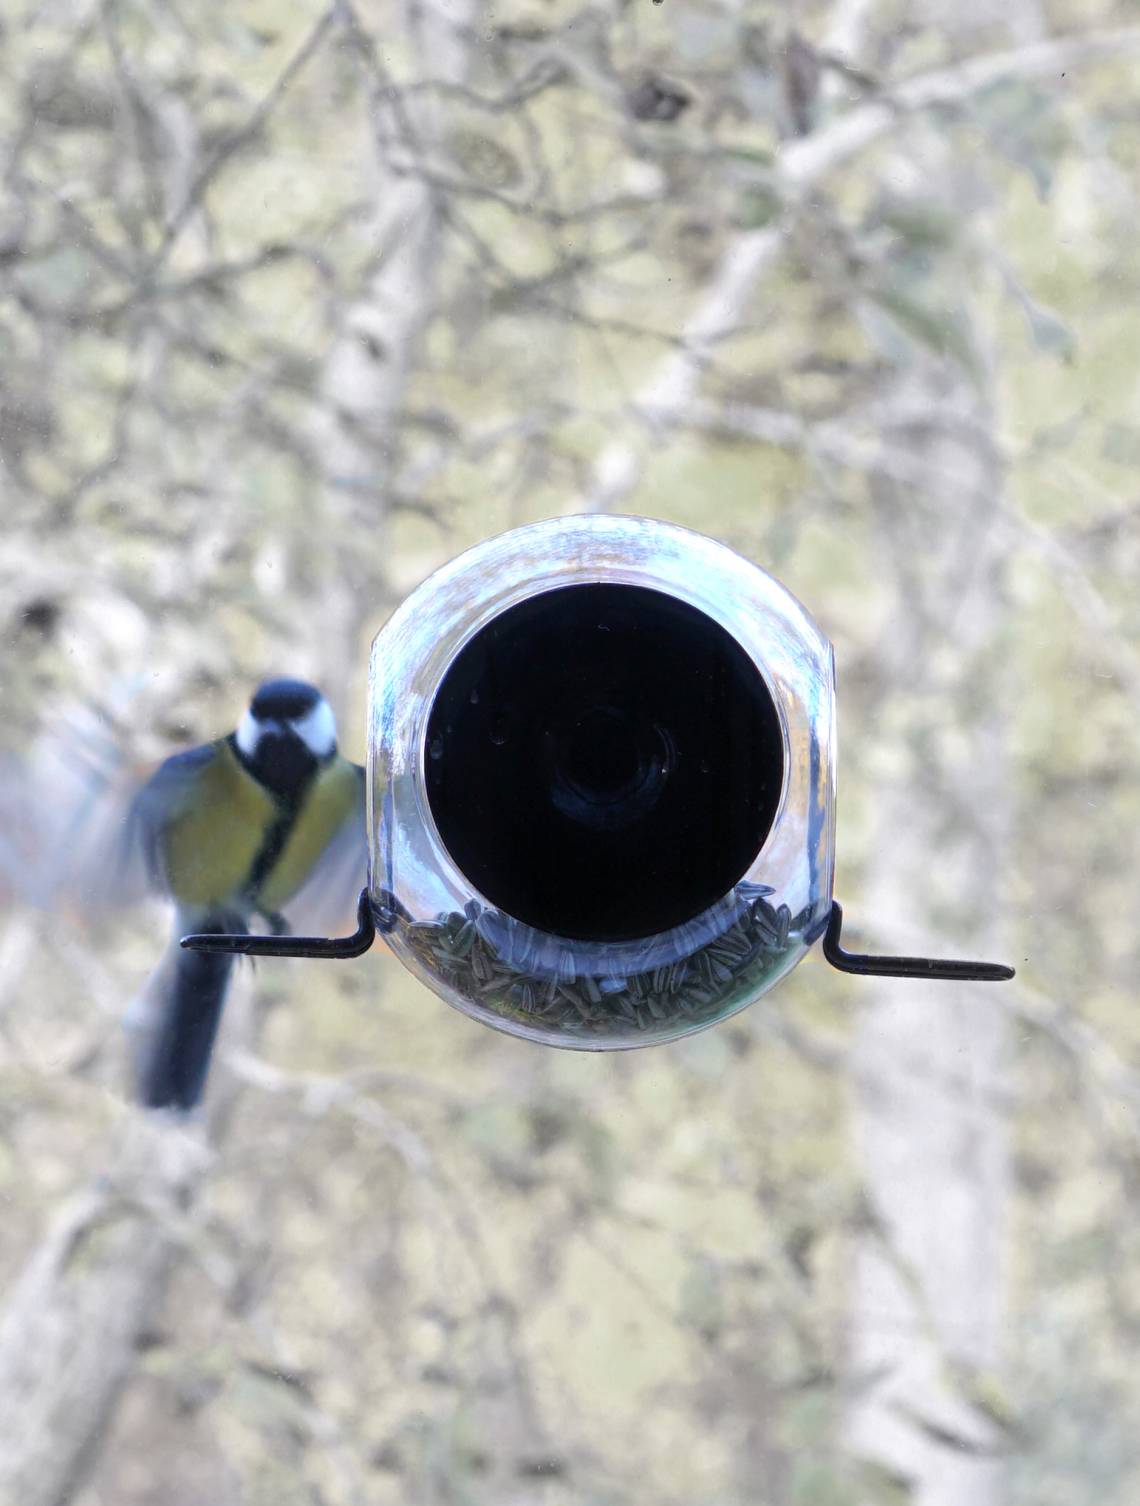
[451,920,477,957]
[386,878,800,1040]
[708,943,737,965]
[775,904,791,948]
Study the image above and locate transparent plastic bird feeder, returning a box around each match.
[369,514,835,1048]
[185,514,1012,1043]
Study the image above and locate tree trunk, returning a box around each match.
[309,0,475,711]
[844,379,1013,1506]
[0,1000,247,1506]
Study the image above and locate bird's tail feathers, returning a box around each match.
[128,913,245,1113]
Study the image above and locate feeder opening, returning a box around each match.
[423,583,785,942]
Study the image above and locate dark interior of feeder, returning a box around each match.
[423,583,786,942]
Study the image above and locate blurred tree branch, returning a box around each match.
[581,22,1140,516]
[0,980,251,1505]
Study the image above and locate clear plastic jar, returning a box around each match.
[368,515,836,1048]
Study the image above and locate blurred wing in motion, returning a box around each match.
[18,703,211,922]
[276,762,369,937]
[60,746,218,921]
[14,710,144,917]
[0,753,42,909]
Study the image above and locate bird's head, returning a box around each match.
[235,678,337,797]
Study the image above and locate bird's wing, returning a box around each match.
[0,752,42,908]
[58,743,220,919]
[274,761,370,938]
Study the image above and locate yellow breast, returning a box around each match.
[160,741,276,909]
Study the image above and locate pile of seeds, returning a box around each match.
[397,882,814,1037]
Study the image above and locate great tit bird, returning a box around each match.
[103,678,366,1113]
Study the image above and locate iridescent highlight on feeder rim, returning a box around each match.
[183,515,1014,1045]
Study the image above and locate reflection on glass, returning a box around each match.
[369,514,836,1047]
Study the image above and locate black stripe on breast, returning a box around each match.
[244,802,300,900]
[226,733,317,906]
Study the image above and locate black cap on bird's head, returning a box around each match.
[235,678,337,796]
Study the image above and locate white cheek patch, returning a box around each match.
[291,698,336,757]
[235,709,261,758]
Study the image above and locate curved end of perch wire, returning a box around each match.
[821,902,1015,982]
[179,888,407,959]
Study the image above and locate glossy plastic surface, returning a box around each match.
[368,515,836,1048]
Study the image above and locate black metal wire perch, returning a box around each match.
[180,888,404,959]
[821,902,1014,981]
[183,891,1014,981]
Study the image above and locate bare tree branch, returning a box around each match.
[580,25,1140,516]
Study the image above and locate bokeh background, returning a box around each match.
[2,0,1140,1502]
